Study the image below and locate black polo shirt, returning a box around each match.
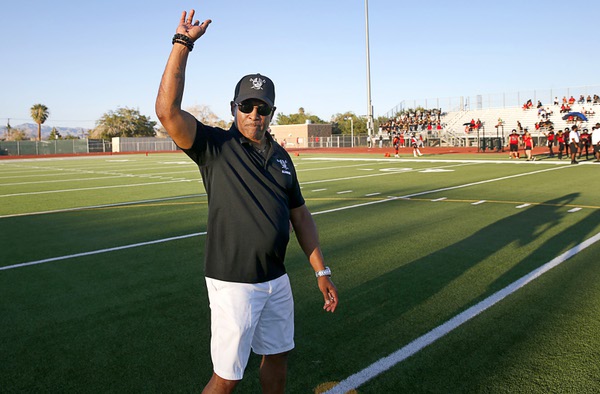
[182,121,305,283]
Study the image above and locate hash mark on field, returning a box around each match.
[568,207,582,213]
[365,192,381,197]
[431,197,447,202]
[312,188,327,192]
[516,203,531,209]
[337,190,353,194]
[472,200,487,205]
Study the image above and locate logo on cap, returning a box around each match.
[249,77,266,91]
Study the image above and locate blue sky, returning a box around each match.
[2,1,599,130]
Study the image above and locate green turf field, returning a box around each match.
[1,152,599,393]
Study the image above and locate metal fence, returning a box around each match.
[0,139,111,156]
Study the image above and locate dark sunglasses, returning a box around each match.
[236,102,274,116]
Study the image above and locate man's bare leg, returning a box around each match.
[259,352,288,394]
[202,373,239,394]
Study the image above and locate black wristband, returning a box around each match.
[172,34,194,51]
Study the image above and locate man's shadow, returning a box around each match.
[294,193,600,370]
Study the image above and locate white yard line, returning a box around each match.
[2,164,572,270]
[323,230,600,394]
[0,179,199,198]
[0,232,206,271]
[0,194,206,219]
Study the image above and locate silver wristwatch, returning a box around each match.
[315,266,331,278]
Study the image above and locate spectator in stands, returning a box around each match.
[578,129,591,160]
[578,95,585,104]
[545,128,555,158]
[476,119,482,130]
[587,95,592,104]
[517,120,523,132]
[591,124,600,162]
[569,126,580,164]
[538,107,546,118]
[594,94,600,104]
[562,96,568,105]
[508,129,520,159]
[568,96,576,105]
[557,130,565,160]
[554,97,559,106]
[537,100,543,108]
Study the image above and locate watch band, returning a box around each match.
[315,266,331,277]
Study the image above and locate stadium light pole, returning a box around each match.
[364,0,374,138]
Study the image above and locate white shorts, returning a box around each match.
[205,274,295,381]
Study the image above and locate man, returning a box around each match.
[508,129,520,159]
[411,133,422,157]
[155,9,338,394]
[392,132,400,157]
[578,128,591,161]
[545,128,555,158]
[591,124,600,162]
[568,125,580,164]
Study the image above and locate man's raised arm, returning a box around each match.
[155,10,211,149]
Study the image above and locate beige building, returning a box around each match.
[269,123,332,149]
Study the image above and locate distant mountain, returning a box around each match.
[0,123,90,139]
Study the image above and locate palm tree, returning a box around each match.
[30,103,50,141]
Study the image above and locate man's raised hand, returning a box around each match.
[177,9,211,41]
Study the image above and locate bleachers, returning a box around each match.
[439,103,598,146]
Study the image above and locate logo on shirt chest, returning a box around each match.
[277,158,292,175]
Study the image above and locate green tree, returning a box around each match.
[330,112,368,135]
[48,127,62,140]
[93,107,157,139]
[30,103,50,141]
[275,107,325,125]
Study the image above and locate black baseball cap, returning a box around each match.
[233,73,275,107]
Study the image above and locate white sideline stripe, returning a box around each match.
[324,230,600,394]
[0,232,206,271]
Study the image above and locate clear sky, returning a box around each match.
[2,0,599,130]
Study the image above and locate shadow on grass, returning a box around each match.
[292,193,600,390]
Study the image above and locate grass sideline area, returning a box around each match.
[1,152,599,393]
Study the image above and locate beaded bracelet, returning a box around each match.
[172,34,194,51]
